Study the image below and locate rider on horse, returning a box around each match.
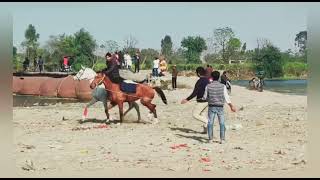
[102,52,125,84]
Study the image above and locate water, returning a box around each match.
[231,79,307,96]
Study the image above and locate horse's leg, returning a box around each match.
[118,102,124,124]
[140,98,158,124]
[103,101,110,122]
[82,98,98,121]
[123,102,134,116]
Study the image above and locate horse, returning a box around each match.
[90,72,168,124]
[73,66,141,122]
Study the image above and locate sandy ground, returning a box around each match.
[13,72,307,177]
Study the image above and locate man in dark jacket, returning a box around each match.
[181,67,210,134]
[102,52,125,84]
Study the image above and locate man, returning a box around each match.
[38,56,44,73]
[202,71,236,144]
[220,71,231,93]
[118,51,124,69]
[102,52,124,84]
[181,67,210,134]
[172,65,178,90]
[205,65,213,78]
[134,51,140,73]
[152,57,160,78]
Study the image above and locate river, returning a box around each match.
[232,79,307,96]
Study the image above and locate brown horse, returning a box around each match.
[90,72,167,124]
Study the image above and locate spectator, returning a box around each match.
[134,51,140,73]
[38,56,44,73]
[152,57,160,78]
[172,65,178,90]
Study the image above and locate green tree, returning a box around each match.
[241,43,247,54]
[253,44,284,78]
[74,28,97,67]
[181,36,207,64]
[226,38,241,60]
[213,27,235,62]
[21,24,40,60]
[161,35,173,59]
[295,31,307,54]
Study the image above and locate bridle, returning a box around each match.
[93,74,105,87]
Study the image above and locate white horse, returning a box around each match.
[74,66,141,122]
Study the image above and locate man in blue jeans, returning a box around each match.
[202,71,236,144]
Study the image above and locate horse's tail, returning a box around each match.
[153,86,167,105]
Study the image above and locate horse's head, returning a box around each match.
[74,66,97,83]
[90,72,105,89]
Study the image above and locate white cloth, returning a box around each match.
[124,54,132,66]
[153,59,160,69]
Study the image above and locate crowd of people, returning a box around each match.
[113,50,141,73]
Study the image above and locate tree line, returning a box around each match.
[13,24,307,79]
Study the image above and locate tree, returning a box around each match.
[253,44,284,78]
[74,28,97,66]
[213,27,235,62]
[181,36,207,64]
[44,28,97,71]
[21,24,40,60]
[13,46,17,57]
[104,40,120,53]
[295,31,307,54]
[226,38,241,60]
[123,35,138,55]
[241,43,247,54]
[161,35,173,59]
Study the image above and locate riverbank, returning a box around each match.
[13,72,307,176]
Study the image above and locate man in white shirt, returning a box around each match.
[124,52,132,71]
[202,71,236,144]
[152,57,160,78]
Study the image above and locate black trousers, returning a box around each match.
[172,77,177,89]
[135,63,140,73]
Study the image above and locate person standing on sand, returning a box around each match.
[181,67,210,134]
[152,57,160,78]
[202,71,236,144]
[172,65,178,90]
[205,64,213,82]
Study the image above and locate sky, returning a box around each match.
[3,2,310,53]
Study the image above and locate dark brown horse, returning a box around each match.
[90,72,167,124]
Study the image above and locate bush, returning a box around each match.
[283,62,308,77]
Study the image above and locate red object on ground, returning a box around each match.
[170,144,188,149]
[94,124,109,129]
[200,158,211,163]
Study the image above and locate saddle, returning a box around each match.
[120,80,137,94]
